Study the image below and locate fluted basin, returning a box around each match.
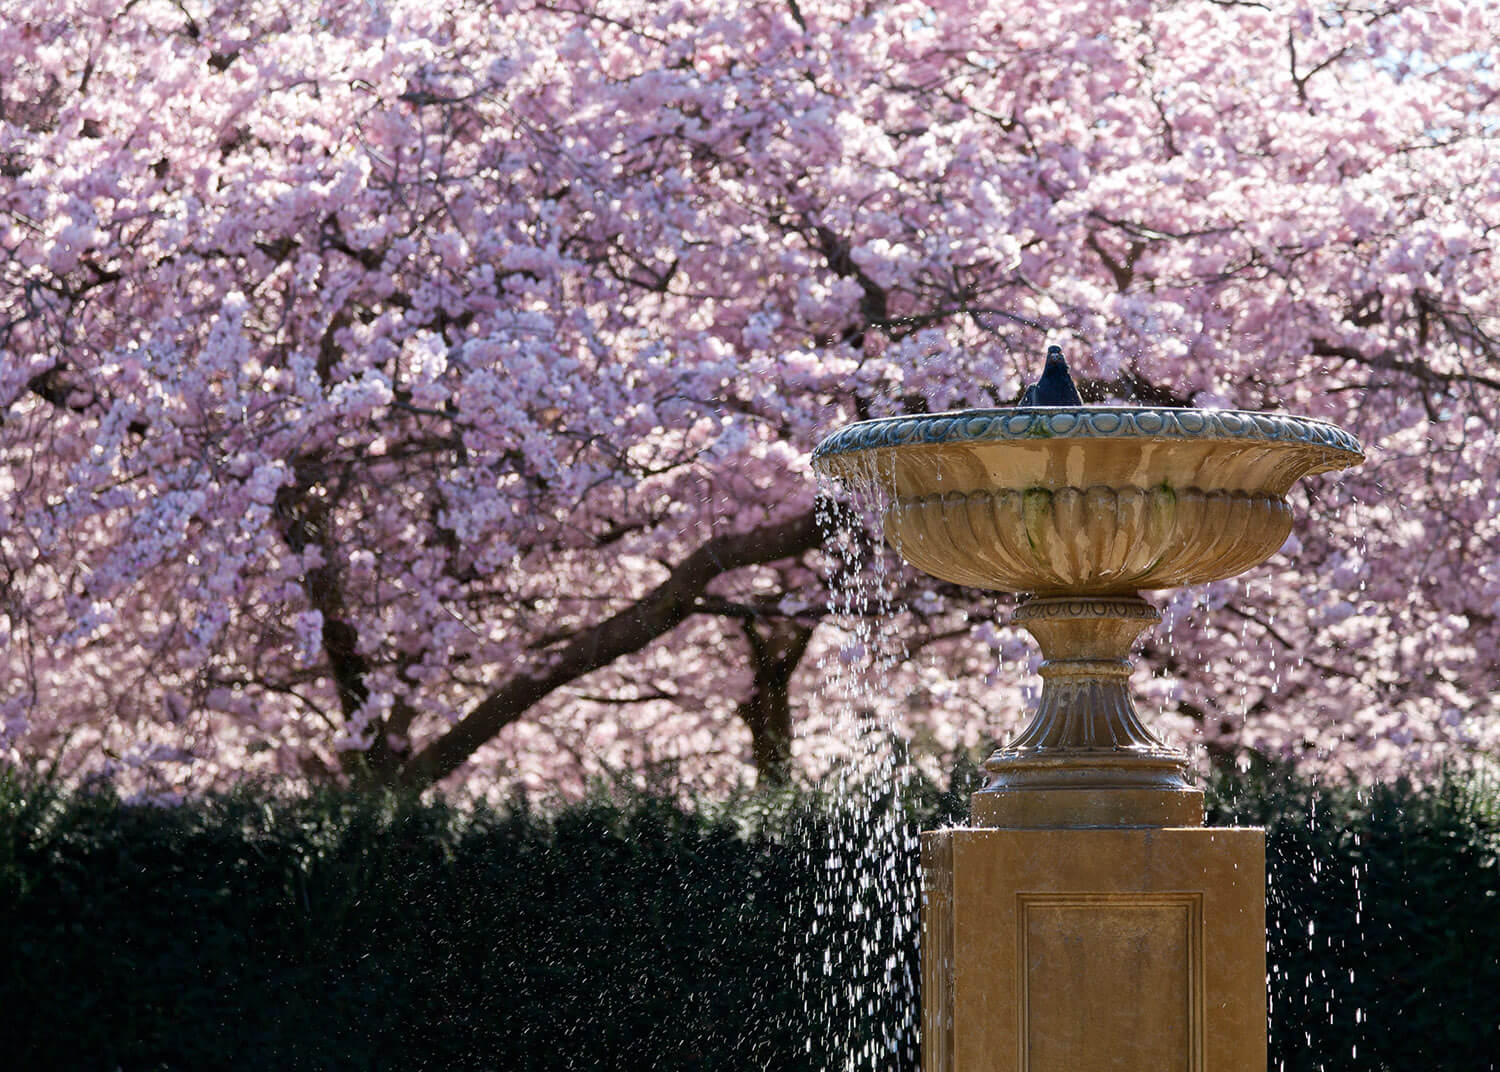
[813,404,1364,828]
[812,406,1363,595]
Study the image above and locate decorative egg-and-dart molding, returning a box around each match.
[810,405,1363,462]
[812,404,1364,828]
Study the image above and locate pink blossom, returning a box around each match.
[0,0,1496,796]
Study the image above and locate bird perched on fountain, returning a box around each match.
[1018,345,1084,406]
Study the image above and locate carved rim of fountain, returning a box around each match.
[811,405,1363,467]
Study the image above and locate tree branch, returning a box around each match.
[1311,337,1500,394]
[395,509,821,788]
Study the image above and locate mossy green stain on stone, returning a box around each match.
[1021,487,1055,552]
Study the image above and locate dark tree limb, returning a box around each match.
[1311,337,1500,389]
[395,509,821,789]
[811,223,889,346]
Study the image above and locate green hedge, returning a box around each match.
[1208,765,1500,1071]
[0,765,1495,1071]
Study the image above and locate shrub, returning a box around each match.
[0,765,1495,1070]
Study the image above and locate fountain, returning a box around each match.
[812,352,1363,1072]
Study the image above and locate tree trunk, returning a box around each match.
[735,617,815,789]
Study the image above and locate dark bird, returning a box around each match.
[1019,345,1084,406]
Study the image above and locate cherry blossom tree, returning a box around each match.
[2,0,1497,796]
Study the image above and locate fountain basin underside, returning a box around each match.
[889,485,1291,595]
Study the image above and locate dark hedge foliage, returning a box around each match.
[1208,763,1500,1071]
[0,762,1495,1071]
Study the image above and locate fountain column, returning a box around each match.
[812,401,1363,1072]
[971,594,1201,828]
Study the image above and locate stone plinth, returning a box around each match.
[922,828,1265,1072]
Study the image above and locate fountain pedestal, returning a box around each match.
[813,402,1363,1072]
[922,828,1264,1072]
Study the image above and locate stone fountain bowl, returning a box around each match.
[812,406,1363,595]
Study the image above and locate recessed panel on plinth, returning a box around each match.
[922,828,1263,1072]
[1020,894,1201,1072]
